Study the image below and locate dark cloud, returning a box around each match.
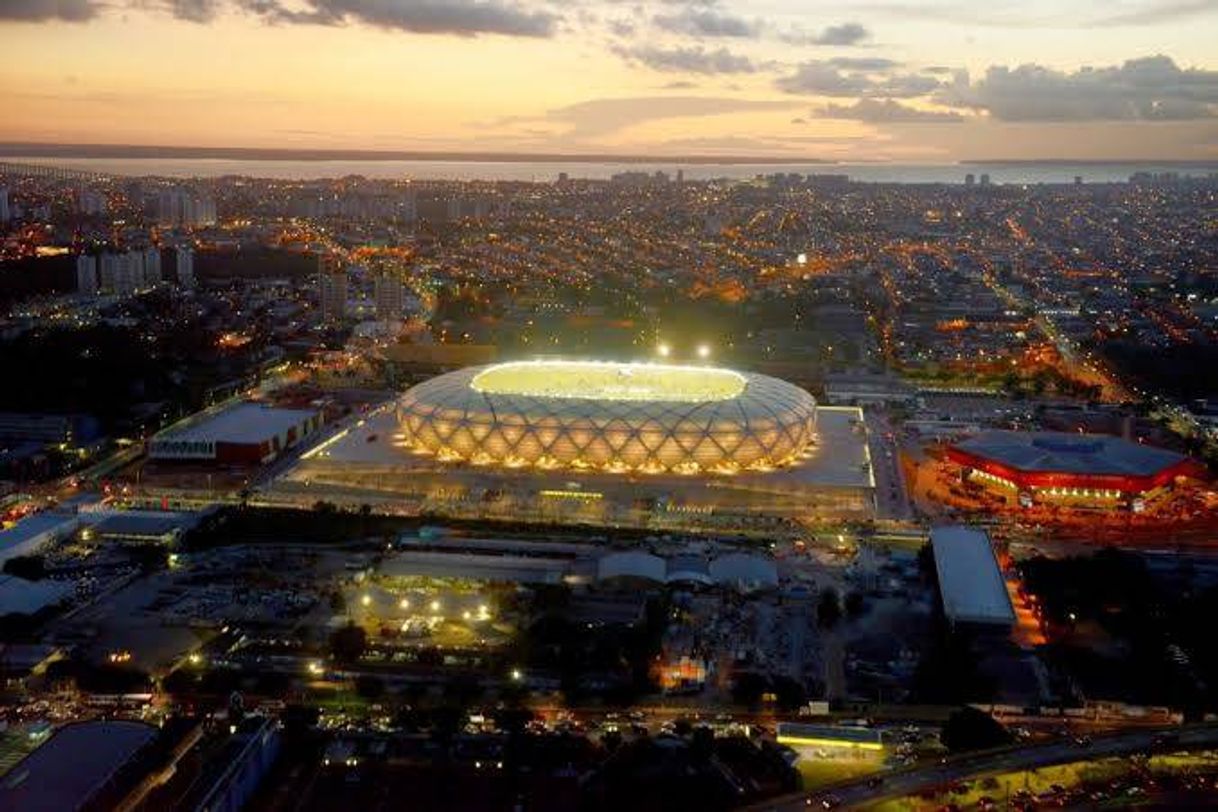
[776,61,942,98]
[828,57,902,71]
[0,0,99,21]
[613,44,757,74]
[248,0,558,36]
[162,0,222,23]
[653,7,758,38]
[938,55,1218,121]
[813,98,963,123]
[782,21,870,46]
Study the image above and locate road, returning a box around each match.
[745,723,1218,810]
[863,408,913,521]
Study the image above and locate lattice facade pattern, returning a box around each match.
[395,365,818,474]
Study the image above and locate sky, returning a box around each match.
[2,0,1218,161]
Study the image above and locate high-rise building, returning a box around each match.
[174,246,196,289]
[318,253,347,322]
[374,273,407,321]
[979,173,992,187]
[0,187,9,223]
[78,189,106,216]
[99,251,140,296]
[76,254,98,296]
[141,247,162,287]
[156,188,217,227]
[964,173,976,186]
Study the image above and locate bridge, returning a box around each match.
[0,161,115,183]
[746,722,1218,810]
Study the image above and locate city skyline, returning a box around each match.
[3,0,1218,161]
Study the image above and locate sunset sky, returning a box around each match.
[2,0,1218,161]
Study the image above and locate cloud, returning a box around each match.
[1094,1,1218,27]
[259,0,559,36]
[0,0,99,21]
[812,98,964,123]
[776,61,942,97]
[828,57,902,71]
[812,21,869,45]
[161,0,221,22]
[505,95,801,139]
[653,7,758,38]
[938,55,1218,121]
[782,21,870,46]
[613,44,757,74]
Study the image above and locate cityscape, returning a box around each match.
[2,2,1218,811]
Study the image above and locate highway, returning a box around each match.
[745,723,1218,810]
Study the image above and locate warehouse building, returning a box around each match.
[930,526,1016,631]
[150,402,322,465]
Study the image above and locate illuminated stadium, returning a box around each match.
[394,361,819,475]
[947,430,1205,505]
[276,361,875,525]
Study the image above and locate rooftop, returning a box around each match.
[930,526,1016,627]
[469,360,747,403]
[953,430,1187,476]
[156,401,317,444]
[0,720,157,811]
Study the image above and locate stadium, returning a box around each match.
[946,430,1205,507]
[394,361,819,475]
[277,360,876,525]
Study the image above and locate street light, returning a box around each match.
[511,668,523,682]
[657,342,671,359]
[697,343,711,360]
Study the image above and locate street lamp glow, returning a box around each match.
[511,668,523,682]
[430,599,441,613]
[657,342,671,358]
[361,594,371,607]
[399,598,410,610]
[697,343,711,360]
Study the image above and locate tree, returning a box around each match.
[355,674,385,699]
[328,623,367,663]
[731,672,767,708]
[2,555,46,580]
[818,588,842,628]
[941,707,1013,753]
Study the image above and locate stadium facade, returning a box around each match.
[278,361,875,524]
[395,361,818,475]
[946,430,1204,507]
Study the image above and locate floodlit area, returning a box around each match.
[470,360,747,402]
[396,363,818,476]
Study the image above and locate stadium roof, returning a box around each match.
[930,526,1015,628]
[952,430,1187,477]
[156,402,317,444]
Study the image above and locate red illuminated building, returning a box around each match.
[946,430,1205,505]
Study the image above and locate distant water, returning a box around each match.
[6,156,1217,185]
